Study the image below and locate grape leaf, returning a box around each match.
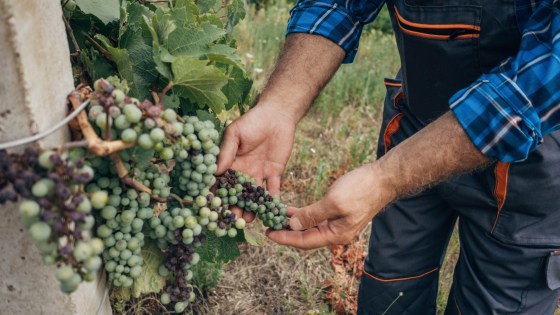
[111,287,131,302]
[132,239,167,298]
[243,228,267,247]
[75,0,120,25]
[222,66,253,110]
[172,56,228,113]
[197,0,218,13]
[206,44,245,70]
[163,93,181,110]
[196,231,244,263]
[226,0,245,34]
[167,23,225,56]
[174,0,200,24]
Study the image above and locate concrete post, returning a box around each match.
[0,0,112,314]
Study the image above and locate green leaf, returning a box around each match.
[132,239,167,298]
[172,56,229,113]
[80,48,114,82]
[123,2,153,31]
[200,12,224,29]
[196,0,218,13]
[206,44,245,70]
[222,66,253,110]
[163,93,181,110]
[119,148,154,167]
[243,228,267,247]
[96,28,158,101]
[196,230,243,263]
[143,15,173,79]
[167,23,225,56]
[174,0,199,25]
[111,287,131,302]
[226,0,245,34]
[75,0,120,25]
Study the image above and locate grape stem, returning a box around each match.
[68,92,135,156]
[109,153,192,207]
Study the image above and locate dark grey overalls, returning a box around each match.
[357,1,560,314]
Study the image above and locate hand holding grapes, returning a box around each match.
[217,104,296,222]
[267,164,397,249]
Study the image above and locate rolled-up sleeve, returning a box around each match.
[450,0,560,162]
[286,0,386,63]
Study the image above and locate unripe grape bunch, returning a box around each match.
[1,78,290,310]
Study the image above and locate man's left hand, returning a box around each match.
[267,164,395,249]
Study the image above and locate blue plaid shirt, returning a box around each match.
[287,0,560,162]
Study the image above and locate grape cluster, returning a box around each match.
[12,149,104,293]
[216,169,289,230]
[0,148,39,203]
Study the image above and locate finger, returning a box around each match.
[231,207,244,220]
[216,124,239,175]
[267,223,333,249]
[266,175,281,196]
[242,211,256,223]
[289,200,334,231]
[286,206,298,217]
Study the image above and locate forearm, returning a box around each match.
[373,111,491,202]
[258,33,345,123]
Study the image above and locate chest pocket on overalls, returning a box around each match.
[390,1,482,123]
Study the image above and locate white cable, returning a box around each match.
[0,99,90,150]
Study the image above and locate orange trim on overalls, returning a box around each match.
[384,81,402,87]
[394,7,480,40]
[454,298,462,315]
[393,90,404,109]
[363,267,438,282]
[394,7,480,31]
[491,162,511,232]
[383,112,404,153]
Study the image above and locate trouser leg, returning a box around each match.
[357,190,456,315]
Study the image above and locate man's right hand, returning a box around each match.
[217,103,296,221]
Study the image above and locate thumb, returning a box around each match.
[289,200,333,231]
[216,123,239,175]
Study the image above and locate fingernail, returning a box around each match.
[290,218,302,231]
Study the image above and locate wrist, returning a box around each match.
[254,96,305,125]
[367,162,398,206]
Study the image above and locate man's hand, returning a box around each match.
[217,104,296,221]
[268,112,490,249]
[267,164,396,249]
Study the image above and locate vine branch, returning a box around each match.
[84,35,114,63]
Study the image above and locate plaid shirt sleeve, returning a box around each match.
[286,0,386,63]
[450,0,560,162]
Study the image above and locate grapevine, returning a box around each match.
[1,78,289,312]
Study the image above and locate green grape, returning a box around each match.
[96,225,112,238]
[91,191,109,209]
[121,128,137,143]
[191,252,200,265]
[114,115,130,130]
[149,128,165,142]
[38,151,55,169]
[32,179,54,197]
[175,302,187,313]
[95,113,112,130]
[101,206,117,220]
[19,200,40,218]
[138,134,154,149]
[161,148,174,160]
[74,241,92,262]
[112,89,125,104]
[29,222,51,242]
[123,104,142,123]
[77,197,92,213]
[235,218,246,230]
[105,261,117,272]
[158,265,170,277]
[210,197,222,208]
[90,238,104,255]
[161,293,171,305]
[84,256,102,271]
[161,109,177,122]
[130,265,142,278]
[56,265,75,282]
